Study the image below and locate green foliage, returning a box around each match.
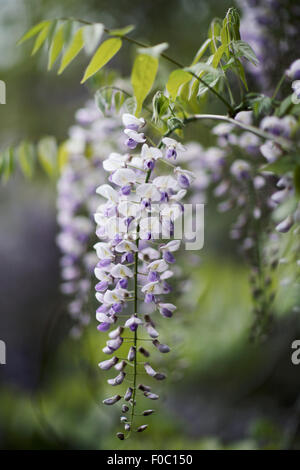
[131,54,158,116]
[48,23,66,70]
[166,69,191,100]
[0,137,69,182]
[108,25,135,37]
[261,154,300,175]
[18,142,36,178]
[294,165,300,198]
[81,38,122,84]
[152,91,170,123]
[37,136,58,177]
[58,27,85,74]
[17,20,50,45]
[245,93,273,117]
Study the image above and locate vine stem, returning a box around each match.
[60,17,234,113]
[164,114,291,149]
[128,165,152,435]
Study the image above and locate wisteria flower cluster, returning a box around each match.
[238,0,300,93]
[56,102,123,338]
[184,83,300,336]
[94,113,194,438]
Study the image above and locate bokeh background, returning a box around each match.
[1,0,300,450]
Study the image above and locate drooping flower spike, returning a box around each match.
[56,101,123,338]
[94,113,193,438]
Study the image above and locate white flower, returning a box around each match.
[161,240,181,252]
[103,288,128,305]
[230,160,251,180]
[96,312,115,323]
[124,315,143,329]
[141,144,162,161]
[147,259,168,272]
[141,281,164,295]
[94,242,114,259]
[124,128,146,143]
[286,59,300,80]
[153,175,179,191]
[139,217,161,239]
[136,183,161,202]
[122,113,145,130]
[94,268,111,281]
[111,168,137,187]
[260,141,282,163]
[162,137,186,158]
[96,184,119,203]
[110,264,134,278]
[115,240,138,253]
[103,153,127,172]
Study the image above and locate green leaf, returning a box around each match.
[166,69,191,100]
[261,155,300,174]
[58,141,69,171]
[1,147,14,182]
[137,42,168,58]
[294,165,300,198]
[58,27,85,74]
[17,20,50,45]
[232,40,259,66]
[108,25,135,36]
[114,90,125,112]
[276,95,294,117]
[81,37,122,83]
[167,117,184,131]
[37,137,58,177]
[31,21,52,55]
[208,18,222,53]
[212,43,227,68]
[48,23,66,70]
[152,91,169,123]
[246,93,273,117]
[95,88,113,115]
[83,23,104,55]
[18,142,35,178]
[123,97,137,115]
[197,72,222,97]
[131,53,158,116]
[191,39,212,65]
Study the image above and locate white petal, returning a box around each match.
[111,168,137,186]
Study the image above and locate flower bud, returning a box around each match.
[103,395,121,405]
[127,346,136,362]
[152,339,170,353]
[138,383,151,392]
[109,326,124,339]
[124,387,133,401]
[138,346,150,357]
[144,391,159,400]
[143,409,155,416]
[98,356,119,370]
[115,360,127,371]
[137,424,148,432]
[107,372,126,386]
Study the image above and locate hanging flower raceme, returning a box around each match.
[56,101,123,338]
[94,113,192,438]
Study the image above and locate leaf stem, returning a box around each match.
[61,17,234,113]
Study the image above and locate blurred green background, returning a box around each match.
[1,0,300,450]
